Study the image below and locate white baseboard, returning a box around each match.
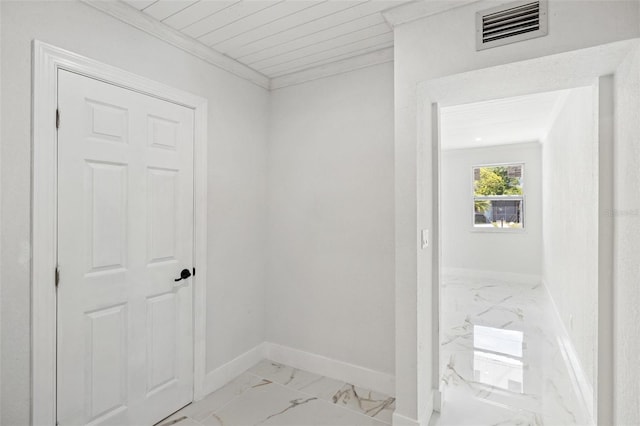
[200,342,267,398]
[392,412,422,426]
[263,342,395,396]
[423,391,435,425]
[442,267,541,285]
[392,395,434,426]
[542,281,595,425]
[432,389,442,413]
[200,342,396,402]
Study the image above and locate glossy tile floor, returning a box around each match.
[158,360,395,426]
[431,275,591,426]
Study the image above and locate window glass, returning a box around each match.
[473,165,524,229]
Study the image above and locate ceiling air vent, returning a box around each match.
[476,0,548,51]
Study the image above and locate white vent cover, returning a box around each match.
[476,0,548,51]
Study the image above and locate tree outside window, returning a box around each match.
[473,164,524,229]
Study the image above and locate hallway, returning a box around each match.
[432,275,591,425]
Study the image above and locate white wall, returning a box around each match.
[393,1,639,422]
[541,87,597,404]
[0,1,268,423]
[441,143,542,277]
[0,2,3,422]
[267,63,395,377]
[613,45,640,425]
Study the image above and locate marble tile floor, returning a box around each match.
[431,275,592,426]
[157,360,395,426]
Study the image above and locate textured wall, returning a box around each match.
[542,86,598,404]
[613,46,640,426]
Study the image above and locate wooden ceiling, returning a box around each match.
[440,90,571,150]
[122,0,410,79]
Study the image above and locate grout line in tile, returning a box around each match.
[156,414,205,426]
[196,369,276,422]
[199,361,393,425]
[187,416,205,426]
[267,380,392,425]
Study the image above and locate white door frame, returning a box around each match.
[414,39,640,425]
[32,40,208,425]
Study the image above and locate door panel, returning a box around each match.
[86,161,128,272]
[57,70,194,426]
[146,292,178,394]
[147,167,179,263]
[85,304,128,422]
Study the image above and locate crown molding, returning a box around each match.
[81,0,270,89]
[382,0,481,27]
[270,47,394,90]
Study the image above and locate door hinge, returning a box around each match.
[55,266,60,288]
[56,109,60,129]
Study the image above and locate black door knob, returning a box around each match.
[174,268,192,282]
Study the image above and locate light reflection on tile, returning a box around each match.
[472,325,524,392]
[436,275,591,425]
[473,350,524,393]
[430,387,543,426]
[474,325,523,357]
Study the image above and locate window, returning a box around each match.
[473,164,524,229]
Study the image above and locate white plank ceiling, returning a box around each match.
[122,0,411,78]
[440,89,571,150]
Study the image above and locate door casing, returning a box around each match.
[32,40,208,426]
[412,39,640,425]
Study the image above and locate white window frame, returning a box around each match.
[471,162,525,232]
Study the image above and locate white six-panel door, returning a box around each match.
[57,70,194,426]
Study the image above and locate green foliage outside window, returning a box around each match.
[474,166,522,196]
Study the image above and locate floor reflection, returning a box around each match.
[434,275,590,425]
[473,325,524,393]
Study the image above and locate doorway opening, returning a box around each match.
[406,41,639,426]
[435,87,598,425]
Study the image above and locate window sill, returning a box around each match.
[471,227,526,234]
